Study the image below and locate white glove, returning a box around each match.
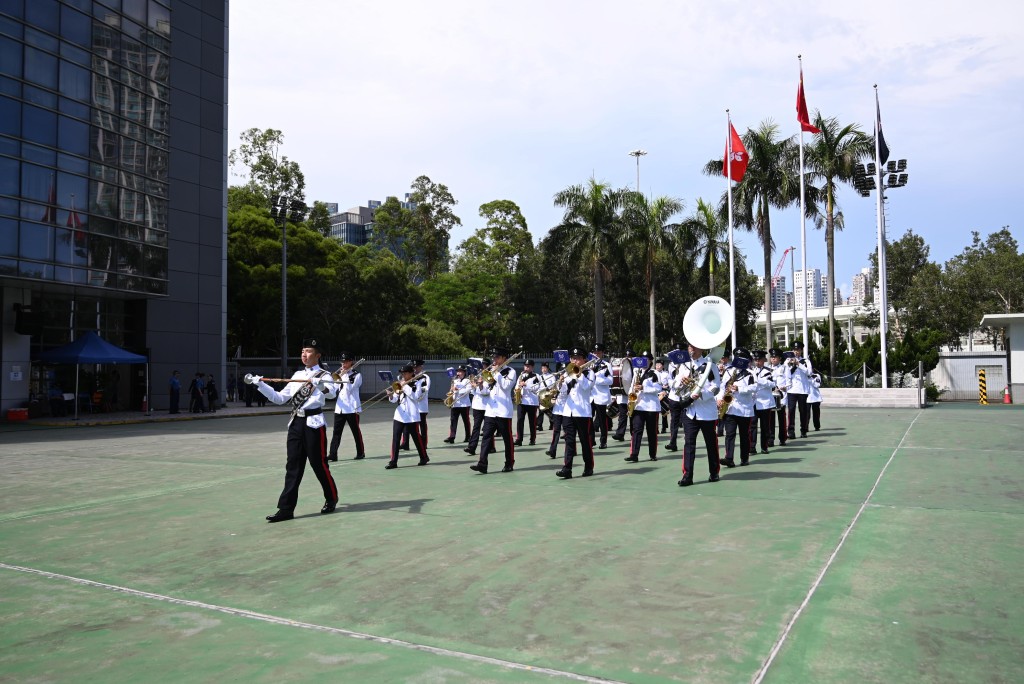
[245,374,262,385]
[316,378,331,392]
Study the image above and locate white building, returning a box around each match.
[794,269,826,309]
[756,275,789,311]
[850,267,871,305]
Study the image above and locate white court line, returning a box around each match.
[751,409,925,684]
[0,562,625,684]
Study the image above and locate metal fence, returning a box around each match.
[928,351,1006,402]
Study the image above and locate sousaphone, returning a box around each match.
[681,295,734,395]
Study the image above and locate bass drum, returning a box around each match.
[610,358,633,396]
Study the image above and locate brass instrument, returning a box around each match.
[717,384,735,420]
[540,358,598,410]
[330,358,366,383]
[626,368,644,417]
[480,349,525,385]
[364,370,427,408]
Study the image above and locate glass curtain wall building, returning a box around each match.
[0,0,228,415]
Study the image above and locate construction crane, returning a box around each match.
[771,247,795,304]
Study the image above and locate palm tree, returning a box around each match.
[805,112,873,376]
[621,192,686,355]
[704,120,805,347]
[552,178,630,344]
[681,198,730,295]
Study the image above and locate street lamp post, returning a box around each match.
[854,159,908,389]
[628,149,647,192]
[270,195,308,378]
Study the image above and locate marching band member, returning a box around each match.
[590,344,614,449]
[443,365,472,444]
[655,357,670,433]
[328,352,365,461]
[663,353,687,452]
[544,362,568,458]
[464,358,492,457]
[555,347,596,479]
[535,362,555,431]
[248,338,338,522]
[678,340,723,487]
[750,350,777,454]
[716,351,732,437]
[471,347,517,474]
[718,348,756,467]
[769,348,789,447]
[786,341,813,439]
[611,348,634,442]
[514,359,541,446]
[625,351,660,462]
[387,364,428,468]
[400,359,430,450]
[808,370,823,431]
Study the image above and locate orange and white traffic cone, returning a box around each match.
[1003,386,1012,404]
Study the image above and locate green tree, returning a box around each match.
[805,112,874,376]
[705,121,806,347]
[681,197,729,294]
[306,201,333,237]
[409,175,461,279]
[621,192,686,355]
[551,178,630,344]
[394,319,470,356]
[228,128,305,206]
[456,200,533,273]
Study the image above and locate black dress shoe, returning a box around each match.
[740,460,749,466]
[545,450,555,458]
[418,457,430,466]
[266,510,293,523]
[321,500,337,514]
[400,445,410,451]
[513,441,523,446]
[721,459,736,468]
[470,463,488,474]
[555,469,572,478]
[385,462,397,470]
[581,470,593,477]
[665,444,677,451]
[464,447,475,455]
[800,432,807,438]
[624,456,639,462]
[598,443,607,449]
[501,464,514,472]
[649,455,658,461]
[678,477,693,487]
[709,474,720,482]
[611,435,625,441]
[327,455,338,462]
[529,441,536,446]
[760,449,769,455]
[443,438,455,444]
[354,454,366,460]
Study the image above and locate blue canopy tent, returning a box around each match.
[36,331,149,420]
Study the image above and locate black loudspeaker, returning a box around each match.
[13,305,42,336]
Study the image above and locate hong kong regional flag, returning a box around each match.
[797,66,821,134]
[723,123,748,182]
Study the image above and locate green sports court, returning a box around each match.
[1,403,1022,683]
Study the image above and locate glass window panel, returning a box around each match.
[22,104,57,146]
[0,258,15,275]
[19,260,54,280]
[20,163,53,204]
[149,50,169,87]
[145,195,166,230]
[0,135,18,156]
[59,96,90,119]
[55,266,90,284]
[19,221,54,260]
[59,60,90,102]
[121,31,145,74]
[88,180,117,218]
[58,115,89,156]
[0,197,17,216]
[59,41,90,67]
[0,75,21,96]
[0,16,23,38]
[57,171,89,214]
[121,119,143,142]
[55,227,89,265]
[0,217,16,255]
[145,178,166,198]
[146,228,166,246]
[96,0,121,12]
[120,85,144,122]
[119,189,145,223]
[124,0,146,23]
[0,36,22,81]
[2,0,23,19]
[90,126,117,164]
[24,84,57,108]
[64,0,91,13]
[89,215,117,236]
[0,95,19,136]
[24,47,57,89]
[144,278,165,295]
[60,5,91,47]
[117,238,141,273]
[92,72,118,113]
[25,0,59,34]
[92,20,118,61]
[120,138,146,172]
[148,97,168,134]
[58,152,89,174]
[148,1,170,36]
[0,157,17,196]
[25,27,59,52]
[119,221,142,241]
[22,143,56,166]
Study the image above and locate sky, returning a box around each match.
[227,0,1023,299]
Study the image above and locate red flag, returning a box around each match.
[797,66,821,134]
[723,123,748,182]
[40,174,58,223]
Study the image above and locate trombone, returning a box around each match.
[364,370,427,408]
[479,349,525,384]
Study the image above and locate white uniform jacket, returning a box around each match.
[451,377,473,408]
[633,370,663,412]
[786,357,814,394]
[559,369,594,418]
[390,381,423,423]
[415,373,430,413]
[470,378,490,411]
[719,367,756,418]
[771,363,790,404]
[807,373,823,403]
[679,357,722,421]
[591,360,613,406]
[518,371,541,407]
[333,369,363,414]
[485,367,517,418]
[752,365,777,411]
[258,365,337,428]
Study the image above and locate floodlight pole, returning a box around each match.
[628,149,647,192]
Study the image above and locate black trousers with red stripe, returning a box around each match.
[629,409,659,459]
[278,419,337,512]
[754,408,773,451]
[722,413,752,463]
[681,415,720,479]
[401,413,429,449]
[449,406,471,440]
[562,415,594,471]
[479,416,514,467]
[516,404,538,444]
[329,412,365,459]
[390,420,426,463]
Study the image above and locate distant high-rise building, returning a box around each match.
[756,275,789,311]
[850,267,871,305]
[327,194,417,246]
[794,269,825,309]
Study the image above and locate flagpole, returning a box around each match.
[874,85,889,389]
[798,56,809,351]
[726,110,737,352]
